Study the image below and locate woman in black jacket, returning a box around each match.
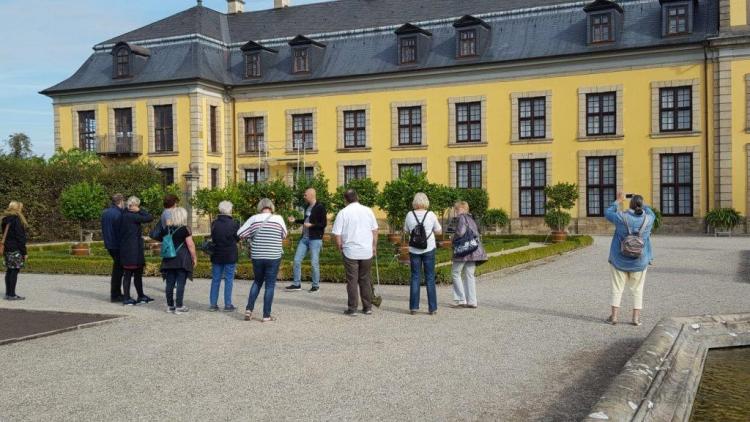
[208,201,240,311]
[2,201,28,300]
[118,196,154,306]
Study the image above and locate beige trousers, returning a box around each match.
[610,265,647,310]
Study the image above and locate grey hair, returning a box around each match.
[167,207,188,227]
[412,192,430,210]
[218,200,233,216]
[257,198,275,213]
[126,196,140,208]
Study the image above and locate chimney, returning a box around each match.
[275,0,290,8]
[227,0,245,14]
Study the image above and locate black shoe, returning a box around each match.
[111,296,125,303]
[137,296,153,304]
[286,285,302,291]
[362,309,373,315]
[208,305,219,312]
[308,286,319,293]
[123,298,137,306]
[343,309,358,317]
[223,305,236,312]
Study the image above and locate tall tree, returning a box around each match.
[6,133,32,158]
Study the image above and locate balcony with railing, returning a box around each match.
[96,134,143,156]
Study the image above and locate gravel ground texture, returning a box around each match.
[1,236,749,421]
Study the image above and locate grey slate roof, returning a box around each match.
[42,0,719,95]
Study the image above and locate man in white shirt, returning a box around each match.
[331,189,378,316]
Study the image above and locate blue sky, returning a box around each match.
[0,0,325,157]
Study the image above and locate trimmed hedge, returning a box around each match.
[22,236,593,285]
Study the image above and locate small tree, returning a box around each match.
[331,177,380,214]
[60,181,107,242]
[377,170,432,233]
[6,133,33,159]
[140,183,182,216]
[237,179,294,220]
[543,182,579,232]
[192,185,244,221]
[456,188,489,222]
[427,184,459,232]
[293,172,332,211]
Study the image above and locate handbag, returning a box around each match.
[0,220,10,256]
[200,220,216,255]
[452,216,480,258]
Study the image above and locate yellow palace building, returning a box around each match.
[42,0,750,233]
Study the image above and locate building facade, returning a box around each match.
[42,0,750,233]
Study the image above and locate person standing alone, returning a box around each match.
[286,188,327,293]
[2,201,28,300]
[331,189,378,316]
[101,194,125,302]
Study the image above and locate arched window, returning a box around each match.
[115,48,130,78]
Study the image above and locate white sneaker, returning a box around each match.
[175,306,189,314]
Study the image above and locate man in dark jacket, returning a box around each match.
[286,188,327,292]
[101,194,125,302]
[209,201,241,311]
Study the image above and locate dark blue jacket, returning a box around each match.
[118,209,153,268]
[210,215,240,265]
[101,205,123,250]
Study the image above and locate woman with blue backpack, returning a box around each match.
[154,207,197,314]
[604,193,655,326]
[403,192,442,315]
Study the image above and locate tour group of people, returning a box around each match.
[1,189,653,326]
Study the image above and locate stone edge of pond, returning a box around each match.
[583,313,750,422]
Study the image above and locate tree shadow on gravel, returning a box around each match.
[535,337,643,421]
[479,301,604,324]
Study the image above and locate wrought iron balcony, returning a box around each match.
[97,134,143,156]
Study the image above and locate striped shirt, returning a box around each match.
[237,213,288,260]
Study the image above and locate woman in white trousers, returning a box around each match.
[451,201,487,308]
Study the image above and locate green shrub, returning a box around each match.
[377,170,434,232]
[705,208,743,232]
[544,182,578,232]
[293,172,332,211]
[482,209,509,232]
[456,188,489,221]
[140,183,182,216]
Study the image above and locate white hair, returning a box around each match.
[218,201,233,216]
[166,207,188,227]
[412,192,430,210]
[126,196,140,208]
[257,198,275,213]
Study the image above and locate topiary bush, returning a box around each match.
[331,177,380,215]
[377,170,433,233]
[59,181,107,242]
[544,182,579,232]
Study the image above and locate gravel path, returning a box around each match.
[1,236,749,421]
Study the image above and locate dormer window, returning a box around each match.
[399,37,417,64]
[394,23,432,66]
[110,42,150,80]
[584,1,623,45]
[452,15,490,59]
[245,53,261,78]
[288,35,325,75]
[293,48,309,73]
[458,30,477,57]
[659,0,696,37]
[115,48,130,78]
[591,13,612,43]
[666,5,689,35]
[241,40,277,80]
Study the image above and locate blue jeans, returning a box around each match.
[247,259,281,318]
[292,237,322,287]
[210,263,236,307]
[409,250,437,312]
[164,269,188,308]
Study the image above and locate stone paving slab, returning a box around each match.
[1,236,749,421]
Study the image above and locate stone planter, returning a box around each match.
[146,239,161,257]
[550,231,567,243]
[398,245,410,264]
[71,242,90,256]
[388,234,402,244]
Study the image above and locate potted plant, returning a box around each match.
[60,181,107,255]
[543,182,579,243]
[705,208,743,236]
[427,184,459,248]
[482,208,510,234]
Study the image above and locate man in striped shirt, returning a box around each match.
[237,198,288,322]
